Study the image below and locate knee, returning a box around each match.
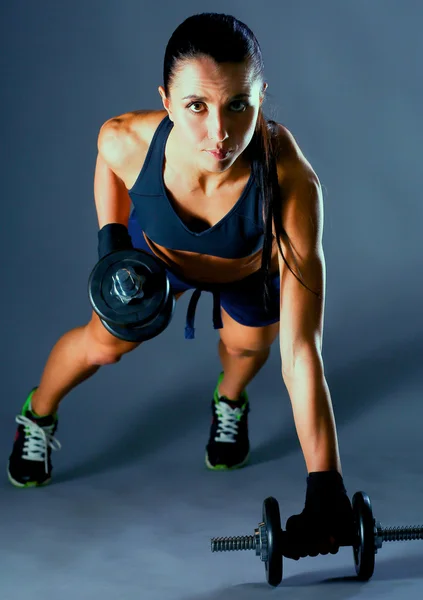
[83,321,139,366]
[221,341,271,358]
[86,346,124,366]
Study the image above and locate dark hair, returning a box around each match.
[163,13,318,310]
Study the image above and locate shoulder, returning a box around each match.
[96,109,168,179]
[270,121,320,188]
[270,122,323,242]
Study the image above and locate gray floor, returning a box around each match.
[1,291,422,600]
[2,1,423,598]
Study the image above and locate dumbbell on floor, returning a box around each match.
[211,492,423,587]
[211,497,284,587]
[88,249,175,342]
[351,491,423,581]
[211,497,283,586]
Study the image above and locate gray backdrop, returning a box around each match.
[1,1,422,599]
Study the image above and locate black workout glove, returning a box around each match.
[284,470,355,560]
[97,223,134,261]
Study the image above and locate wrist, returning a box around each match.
[97,223,134,260]
[302,434,341,475]
[305,470,347,509]
[307,470,345,487]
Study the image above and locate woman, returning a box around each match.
[8,13,354,559]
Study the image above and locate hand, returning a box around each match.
[284,470,355,560]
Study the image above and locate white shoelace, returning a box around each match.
[214,401,244,443]
[15,415,62,474]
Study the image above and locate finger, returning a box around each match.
[305,543,320,558]
[315,536,331,556]
[285,514,302,531]
[329,543,340,555]
[319,544,330,556]
[320,539,336,555]
[283,547,301,561]
[291,541,309,559]
[287,553,301,561]
[328,534,339,555]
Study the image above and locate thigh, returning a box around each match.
[218,271,280,352]
[219,306,279,353]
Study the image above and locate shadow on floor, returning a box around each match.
[186,552,423,599]
[250,335,423,466]
[52,381,211,483]
[45,335,423,483]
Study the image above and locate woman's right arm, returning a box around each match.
[94,120,132,230]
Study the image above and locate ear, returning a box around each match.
[158,86,173,121]
[260,82,268,105]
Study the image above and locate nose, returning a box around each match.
[207,112,229,143]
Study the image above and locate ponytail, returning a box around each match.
[252,110,320,312]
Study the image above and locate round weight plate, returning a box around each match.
[88,249,168,326]
[263,497,283,587]
[352,491,375,581]
[102,286,176,343]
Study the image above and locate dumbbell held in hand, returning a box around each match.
[211,496,283,587]
[351,491,423,580]
[88,248,175,342]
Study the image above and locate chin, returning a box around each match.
[207,161,232,173]
[203,151,237,167]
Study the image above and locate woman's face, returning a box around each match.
[159,56,267,174]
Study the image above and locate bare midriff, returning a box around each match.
[143,232,279,284]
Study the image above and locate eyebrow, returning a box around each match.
[182,93,251,101]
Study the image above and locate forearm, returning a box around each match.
[283,352,342,475]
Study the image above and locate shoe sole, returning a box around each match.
[205,450,250,471]
[8,449,249,482]
[7,468,51,488]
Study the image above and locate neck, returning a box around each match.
[166,129,250,195]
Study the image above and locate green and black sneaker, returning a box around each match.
[7,388,61,487]
[205,372,250,470]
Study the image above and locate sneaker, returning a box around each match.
[7,388,61,488]
[205,372,250,470]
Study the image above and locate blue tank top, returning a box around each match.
[128,114,264,258]
[127,114,266,340]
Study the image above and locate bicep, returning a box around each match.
[277,174,326,369]
[94,123,132,229]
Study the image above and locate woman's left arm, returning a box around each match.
[277,164,342,475]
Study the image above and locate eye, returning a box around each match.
[230,101,249,112]
[187,100,249,114]
[187,102,205,113]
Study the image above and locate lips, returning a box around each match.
[207,149,231,159]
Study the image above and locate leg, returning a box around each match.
[205,308,279,470]
[8,290,186,487]
[30,312,139,416]
[31,291,186,416]
[217,307,279,400]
